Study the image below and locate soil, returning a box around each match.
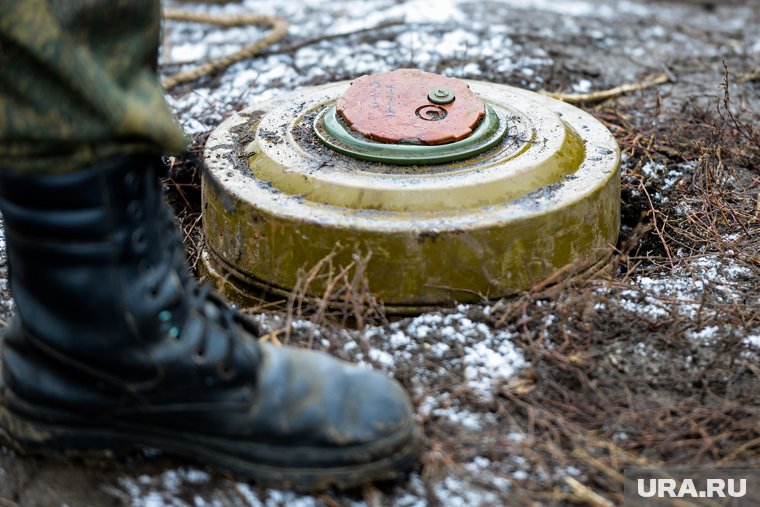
[1,0,759,506]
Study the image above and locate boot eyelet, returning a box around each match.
[127,201,144,220]
[124,172,139,190]
[132,227,148,251]
[217,363,235,380]
[168,326,181,340]
[193,349,206,364]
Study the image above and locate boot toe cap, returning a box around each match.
[257,343,416,449]
[338,368,414,444]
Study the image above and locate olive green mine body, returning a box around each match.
[202,81,620,312]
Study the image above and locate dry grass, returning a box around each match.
[163,66,760,505]
[464,68,760,505]
[281,246,388,338]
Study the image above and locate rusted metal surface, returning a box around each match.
[336,69,485,145]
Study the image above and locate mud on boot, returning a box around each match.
[0,155,420,491]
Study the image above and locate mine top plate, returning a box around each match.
[336,69,486,145]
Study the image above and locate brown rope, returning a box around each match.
[161,8,288,90]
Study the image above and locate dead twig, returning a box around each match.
[736,69,760,84]
[545,73,669,104]
[638,178,675,269]
[563,477,615,507]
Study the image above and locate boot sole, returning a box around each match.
[0,400,421,492]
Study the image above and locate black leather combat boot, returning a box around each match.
[0,155,419,490]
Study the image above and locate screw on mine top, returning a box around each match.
[428,88,455,104]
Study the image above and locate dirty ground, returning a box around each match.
[1,0,759,505]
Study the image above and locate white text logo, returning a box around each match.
[637,478,747,499]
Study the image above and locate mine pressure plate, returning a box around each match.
[202,69,620,313]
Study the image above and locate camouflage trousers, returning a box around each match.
[0,0,187,174]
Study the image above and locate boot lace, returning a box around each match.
[187,283,260,380]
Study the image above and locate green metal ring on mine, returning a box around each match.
[314,104,508,165]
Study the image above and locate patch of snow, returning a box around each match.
[606,255,752,322]
[368,347,395,368]
[431,29,480,58]
[233,483,262,507]
[419,392,500,432]
[118,468,211,507]
[661,162,693,189]
[572,79,592,93]
[512,469,528,480]
[463,334,526,400]
[751,38,760,55]
[486,0,649,19]
[432,405,490,431]
[724,232,743,242]
[641,161,665,177]
[685,325,719,344]
[360,310,527,400]
[168,43,206,63]
[433,467,509,507]
[257,490,320,507]
[430,341,450,357]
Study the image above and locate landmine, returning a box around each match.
[202,69,620,313]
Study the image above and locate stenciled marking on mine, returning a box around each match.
[385,83,396,115]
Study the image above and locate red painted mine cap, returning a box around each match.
[336,69,485,145]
